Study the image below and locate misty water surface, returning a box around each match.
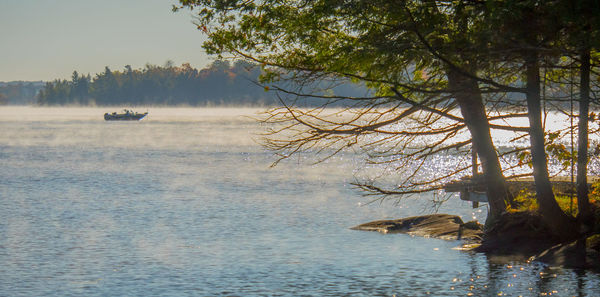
[1,107,599,296]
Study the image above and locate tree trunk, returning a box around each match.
[525,53,578,240]
[577,48,592,226]
[448,69,508,224]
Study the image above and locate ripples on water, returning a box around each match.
[1,107,599,296]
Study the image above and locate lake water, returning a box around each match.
[1,106,599,296]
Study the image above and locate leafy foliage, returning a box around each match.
[176,0,600,234]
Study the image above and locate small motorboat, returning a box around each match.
[104,109,148,121]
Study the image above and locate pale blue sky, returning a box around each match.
[0,0,210,81]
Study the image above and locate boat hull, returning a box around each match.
[104,112,148,121]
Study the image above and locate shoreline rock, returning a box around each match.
[529,235,600,270]
[353,212,600,270]
[350,214,483,243]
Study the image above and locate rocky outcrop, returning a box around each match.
[352,212,600,270]
[529,235,600,269]
[350,214,483,243]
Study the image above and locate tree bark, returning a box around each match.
[525,53,578,240]
[448,69,508,224]
[577,48,591,226]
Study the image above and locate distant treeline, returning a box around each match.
[0,81,44,105]
[37,60,283,106]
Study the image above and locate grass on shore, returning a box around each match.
[507,182,600,218]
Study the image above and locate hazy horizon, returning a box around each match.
[0,0,211,82]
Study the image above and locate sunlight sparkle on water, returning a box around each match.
[1,107,600,296]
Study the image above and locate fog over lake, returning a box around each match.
[1,106,599,296]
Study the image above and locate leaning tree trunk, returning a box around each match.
[525,53,578,240]
[448,69,508,225]
[577,48,592,226]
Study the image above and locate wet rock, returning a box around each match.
[351,214,483,243]
[353,211,600,270]
[530,235,600,269]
